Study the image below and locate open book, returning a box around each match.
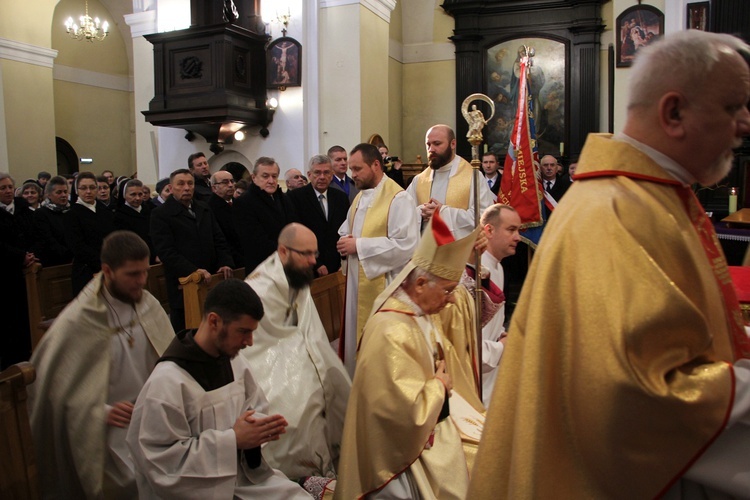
[449,391,485,444]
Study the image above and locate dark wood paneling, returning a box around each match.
[443,0,605,162]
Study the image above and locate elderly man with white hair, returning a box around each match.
[470,29,750,499]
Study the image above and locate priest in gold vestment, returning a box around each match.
[407,124,495,238]
[335,210,480,499]
[470,31,750,499]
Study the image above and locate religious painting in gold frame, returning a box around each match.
[485,37,566,157]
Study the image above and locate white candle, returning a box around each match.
[559,142,564,156]
[729,187,738,213]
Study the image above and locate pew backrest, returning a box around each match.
[0,361,38,500]
[179,269,247,329]
[179,269,345,342]
[310,272,346,342]
[25,263,171,350]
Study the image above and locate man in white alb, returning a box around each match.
[30,230,175,499]
[336,143,418,377]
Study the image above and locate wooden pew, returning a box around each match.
[310,272,346,342]
[23,264,74,350]
[24,263,170,350]
[146,263,170,315]
[0,362,38,500]
[180,269,346,342]
[180,269,247,329]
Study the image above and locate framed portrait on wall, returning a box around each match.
[616,5,664,68]
[485,37,566,157]
[267,37,302,89]
[687,2,710,31]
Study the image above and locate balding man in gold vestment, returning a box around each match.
[470,30,750,498]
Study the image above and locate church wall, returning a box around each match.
[0,59,57,178]
[0,1,57,48]
[388,57,403,157]
[319,3,362,153]
[0,0,58,178]
[401,59,456,164]
[53,81,133,176]
[611,0,666,134]
[359,5,390,147]
[52,0,134,177]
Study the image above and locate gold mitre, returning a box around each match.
[412,209,481,282]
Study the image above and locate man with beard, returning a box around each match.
[243,224,350,485]
[470,31,750,498]
[407,124,495,238]
[29,231,175,499]
[336,143,418,377]
[127,279,311,499]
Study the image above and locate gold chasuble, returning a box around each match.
[413,157,473,208]
[347,178,403,348]
[469,134,745,499]
[335,295,469,500]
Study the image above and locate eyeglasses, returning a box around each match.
[286,246,319,259]
[214,179,235,185]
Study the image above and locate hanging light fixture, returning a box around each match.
[64,0,109,42]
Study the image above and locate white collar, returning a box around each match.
[76,197,97,212]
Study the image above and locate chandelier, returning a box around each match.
[64,0,109,42]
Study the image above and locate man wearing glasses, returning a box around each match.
[243,223,350,485]
[209,170,243,266]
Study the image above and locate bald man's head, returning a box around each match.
[278,223,318,289]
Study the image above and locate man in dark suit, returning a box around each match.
[188,152,213,202]
[114,179,156,262]
[288,154,350,276]
[208,170,243,267]
[541,154,571,202]
[64,172,116,295]
[233,156,298,274]
[150,169,234,331]
[482,152,502,197]
[328,145,359,203]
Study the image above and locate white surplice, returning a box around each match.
[406,155,496,239]
[338,177,418,377]
[126,356,311,499]
[479,251,506,406]
[244,252,351,480]
[102,286,161,499]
